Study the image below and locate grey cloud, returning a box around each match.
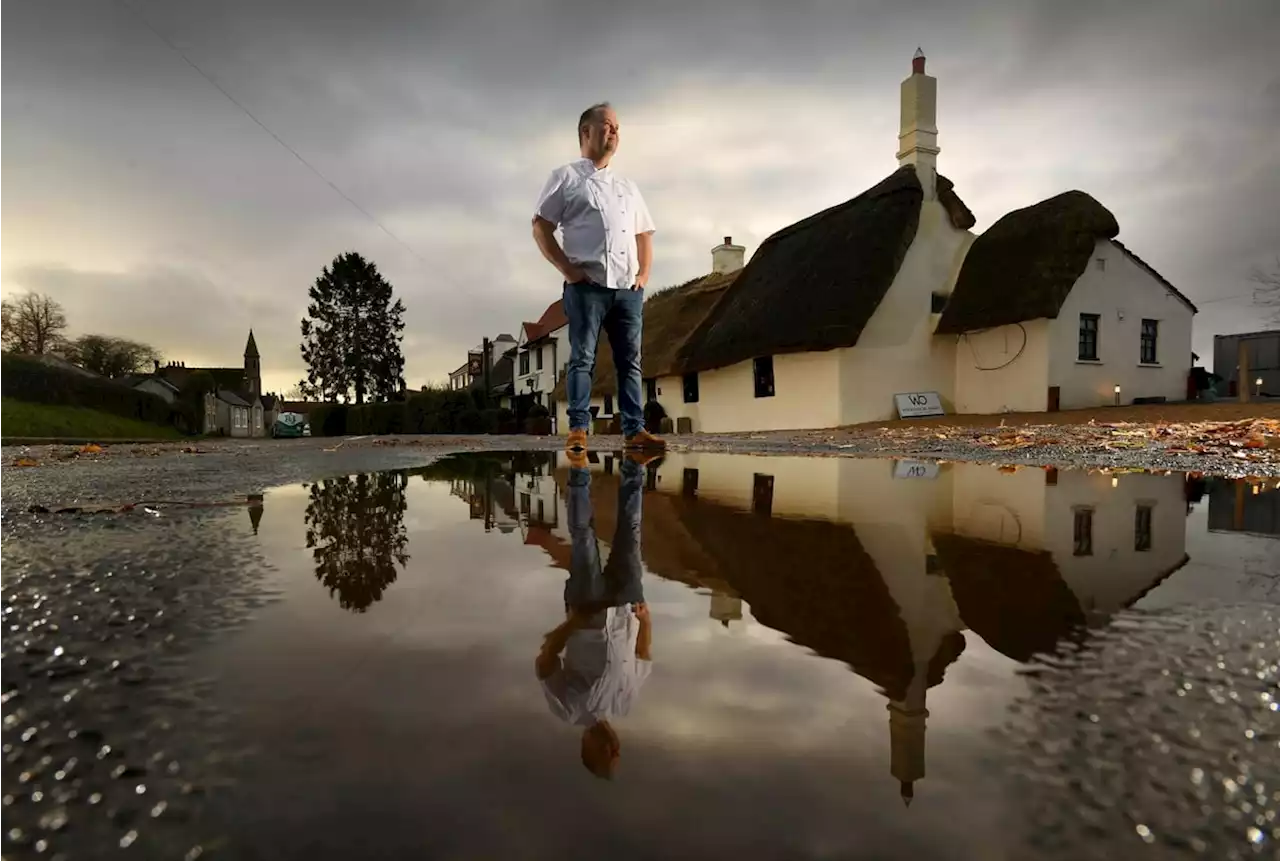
[4,0,1278,387]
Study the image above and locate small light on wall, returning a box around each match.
[1113,384,1121,405]
[1256,377,1264,395]
[1111,477,1119,488]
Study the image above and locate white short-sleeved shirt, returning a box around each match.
[534,158,656,290]
[541,603,652,726]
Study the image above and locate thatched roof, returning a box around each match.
[549,270,738,400]
[930,532,1085,663]
[935,191,1121,335]
[676,164,972,374]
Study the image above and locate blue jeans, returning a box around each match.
[564,461,645,610]
[562,280,644,437]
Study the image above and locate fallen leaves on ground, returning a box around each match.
[870,417,1280,462]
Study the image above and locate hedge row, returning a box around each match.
[309,388,521,437]
[1,353,177,428]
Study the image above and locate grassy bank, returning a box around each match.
[1,398,183,440]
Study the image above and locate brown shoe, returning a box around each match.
[624,428,666,451]
[625,451,664,469]
[566,429,587,452]
[564,450,589,470]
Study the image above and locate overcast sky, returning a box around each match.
[3,0,1278,393]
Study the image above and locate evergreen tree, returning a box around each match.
[299,251,406,403]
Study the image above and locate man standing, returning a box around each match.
[531,102,665,453]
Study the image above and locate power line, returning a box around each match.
[116,0,430,268]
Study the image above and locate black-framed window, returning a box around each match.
[1135,505,1152,552]
[603,394,614,414]
[1140,319,1158,364]
[682,468,699,497]
[682,373,699,404]
[645,379,657,402]
[752,473,774,516]
[1073,508,1093,556]
[930,292,947,313]
[536,348,544,371]
[1078,314,1099,361]
[753,356,775,398]
[519,351,530,375]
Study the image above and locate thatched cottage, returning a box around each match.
[551,50,1195,434]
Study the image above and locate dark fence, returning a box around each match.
[1,353,176,427]
[308,388,520,437]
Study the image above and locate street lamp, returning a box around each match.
[1256,377,1264,397]
[1113,384,1121,406]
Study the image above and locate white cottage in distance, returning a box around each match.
[555,49,1196,434]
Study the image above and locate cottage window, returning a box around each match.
[930,292,947,314]
[752,473,774,516]
[519,352,530,376]
[1134,505,1153,552]
[1140,319,1158,364]
[645,379,657,402]
[683,468,699,497]
[682,373,699,404]
[1078,314,1100,361]
[1095,258,1106,272]
[753,356,775,398]
[604,394,614,415]
[1073,508,1094,556]
[536,348,544,371]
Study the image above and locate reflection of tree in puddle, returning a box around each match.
[304,471,410,612]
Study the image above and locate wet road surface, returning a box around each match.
[3,451,1278,860]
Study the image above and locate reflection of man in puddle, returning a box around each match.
[535,453,655,779]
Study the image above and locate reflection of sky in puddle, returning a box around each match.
[197,453,1279,860]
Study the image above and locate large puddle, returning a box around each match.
[193,452,1279,860]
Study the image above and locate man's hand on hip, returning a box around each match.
[563,264,587,284]
[632,272,649,291]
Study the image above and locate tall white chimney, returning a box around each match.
[711,236,745,274]
[897,47,940,200]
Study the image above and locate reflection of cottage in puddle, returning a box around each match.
[530,452,1190,803]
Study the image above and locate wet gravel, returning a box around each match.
[1,507,284,859]
[1002,605,1280,860]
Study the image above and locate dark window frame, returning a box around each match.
[753,356,775,398]
[1140,319,1158,364]
[1134,505,1153,552]
[1078,314,1100,361]
[1073,507,1094,556]
[682,372,699,404]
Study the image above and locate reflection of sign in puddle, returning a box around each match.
[892,459,940,480]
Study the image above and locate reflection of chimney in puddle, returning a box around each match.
[709,590,743,627]
[247,493,264,535]
[887,663,929,806]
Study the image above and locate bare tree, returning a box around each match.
[0,292,68,355]
[1251,257,1280,324]
[283,383,307,401]
[58,334,162,377]
[0,295,13,347]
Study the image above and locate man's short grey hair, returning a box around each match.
[578,102,611,141]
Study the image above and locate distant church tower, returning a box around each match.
[244,330,261,397]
